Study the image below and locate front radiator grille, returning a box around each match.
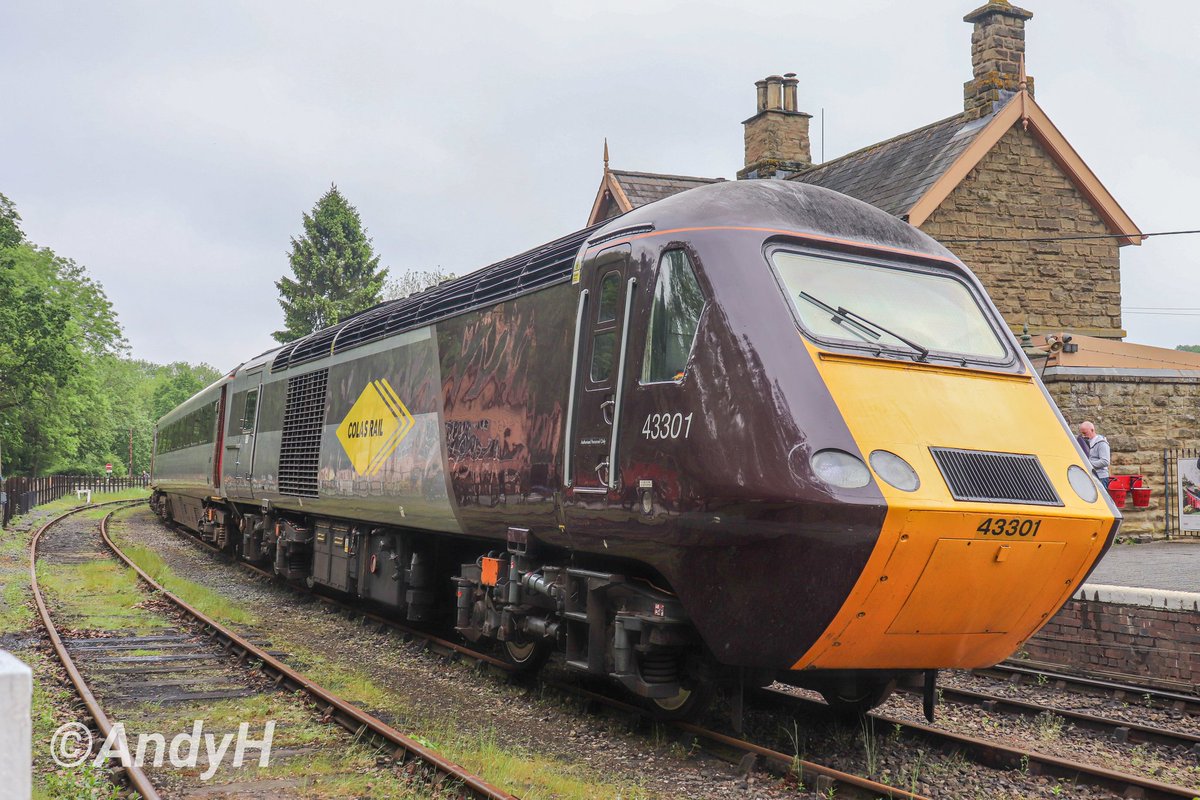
[930,447,1061,506]
[278,369,329,498]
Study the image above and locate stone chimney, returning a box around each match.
[737,73,812,180]
[963,1,1034,119]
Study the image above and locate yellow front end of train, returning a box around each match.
[793,347,1118,672]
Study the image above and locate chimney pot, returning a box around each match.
[783,76,799,112]
[765,75,784,110]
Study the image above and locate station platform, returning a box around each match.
[1022,539,1200,693]
[1085,540,1200,595]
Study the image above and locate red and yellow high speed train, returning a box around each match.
[152,179,1119,718]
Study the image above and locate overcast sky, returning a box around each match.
[2,1,1197,371]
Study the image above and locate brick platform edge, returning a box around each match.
[1021,584,1200,692]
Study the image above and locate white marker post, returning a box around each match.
[0,651,32,798]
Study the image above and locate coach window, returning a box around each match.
[241,389,259,433]
[641,250,705,383]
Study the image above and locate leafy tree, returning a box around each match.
[1176,345,1200,353]
[0,246,80,417]
[149,362,222,422]
[0,193,220,477]
[383,268,456,301]
[0,192,22,248]
[273,185,387,343]
[0,238,130,474]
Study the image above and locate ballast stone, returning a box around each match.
[0,650,32,798]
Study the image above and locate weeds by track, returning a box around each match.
[152,507,927,800]
[32,500,518,799]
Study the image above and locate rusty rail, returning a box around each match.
[763,687,1200,800]
[898,682,1200,752]
[157,506,922,798]
[30,500,163,800]
[101,506,519,800]
[552,681,929,800]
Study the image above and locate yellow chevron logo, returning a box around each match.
[335,379,415,476]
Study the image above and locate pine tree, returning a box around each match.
[273,185,387,343]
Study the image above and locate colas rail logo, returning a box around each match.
[335,378,415,476]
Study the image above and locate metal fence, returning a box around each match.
[1163,447,1200,539]
[0,475,149,529]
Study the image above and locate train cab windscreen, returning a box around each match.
[771,250,1009,363]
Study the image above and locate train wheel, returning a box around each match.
[645,681,713,721]
[503,636,550,672]
[820,679,895,719]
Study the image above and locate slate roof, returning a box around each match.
[790,112,993,217]
[610,170,724,208]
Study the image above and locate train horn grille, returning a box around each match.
[929,447,1062,506]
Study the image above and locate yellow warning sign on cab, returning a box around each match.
[335,379,415,476]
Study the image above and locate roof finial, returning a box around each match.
[1018,55,1031,131]
[603,138,610,174]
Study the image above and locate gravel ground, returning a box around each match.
[909,670,1200,791]
[943,669,1200,736]
[118,506,1200,799]
[114,507,811,799]
[35,507,448,799]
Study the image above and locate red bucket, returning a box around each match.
[1131,487,1151,508]
[1108,487,1128,506]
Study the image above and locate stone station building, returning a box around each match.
[589,1,1198,537]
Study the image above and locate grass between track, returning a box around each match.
[5,494,438,798]
[110,509,654,800]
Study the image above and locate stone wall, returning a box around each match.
[1025,594,1200,690]
[1044,370,1200,536]
[922,125,1124,339]
[739,110,812,180]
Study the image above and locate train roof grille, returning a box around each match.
[930,447,1062,507]
[585,223,655,248]
[272,221,607,371]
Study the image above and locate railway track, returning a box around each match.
[762,686,1200,800]
[153,508,928,799]
[32,500,517,799]
[980,662,1200,718]
[145,505,1200,798]
[899,682,1200,753]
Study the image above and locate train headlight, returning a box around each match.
[1067,465,1098,503]
[869,450,920,492]
[811,449,871,489]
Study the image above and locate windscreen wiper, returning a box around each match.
[798,291,929,361]
[798,292,880,343]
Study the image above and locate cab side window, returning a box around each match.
[641,250,705,383]
[241,389,259,433]
[590,271,622,383]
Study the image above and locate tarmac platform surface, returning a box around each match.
[1087,540,1200,594]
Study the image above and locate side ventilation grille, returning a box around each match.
[278,369,329,498]
[930,447,1062,506]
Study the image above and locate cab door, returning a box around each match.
[568,245,633,495]
[225,372,262,499]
